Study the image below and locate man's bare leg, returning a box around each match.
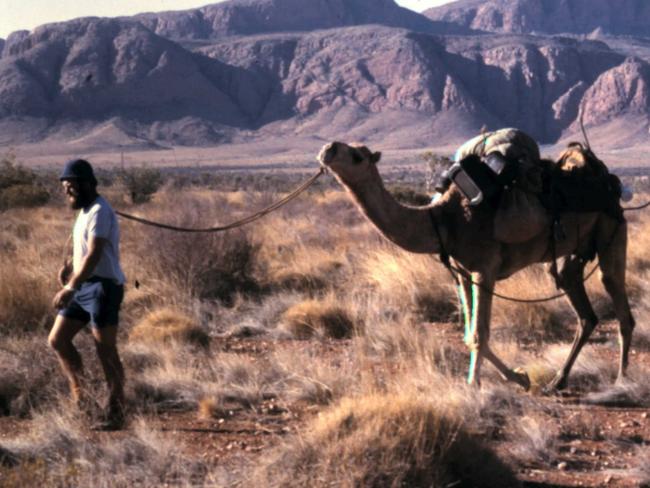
[48,315,87,404]
[91,325,125,419]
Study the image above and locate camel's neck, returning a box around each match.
[338,171,445,254]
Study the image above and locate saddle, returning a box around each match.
[544,142,624,222]
[440,131,624,244]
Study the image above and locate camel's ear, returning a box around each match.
[371,151,382,164]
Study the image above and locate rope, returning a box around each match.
[115,168,325,233]
[622,200,650,211]
[430,204,645,304]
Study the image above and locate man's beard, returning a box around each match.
[69,188,94,209]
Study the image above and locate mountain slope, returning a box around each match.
[424,0,650,36]
[133,0,466,41]
[0,18,249,144]
[1,0,649,151]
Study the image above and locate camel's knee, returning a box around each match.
[557,259,584,291]
[574,317,598,339]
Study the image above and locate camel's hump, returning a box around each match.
[454,128,540,166]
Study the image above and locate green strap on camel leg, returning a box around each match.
[459,283,479,384]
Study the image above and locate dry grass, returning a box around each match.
[123,190,260,307]
[492,266,571,344]
[0,410,206,487]
[254,211,354,292]
[358,245,456,321]
[510,415,559,466]
[129,307,210,347]
[252,393,518,487]
[1,172,649,486]
[0,208,66,333]
[278,297,358,339]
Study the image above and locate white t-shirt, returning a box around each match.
[73,195,126,285]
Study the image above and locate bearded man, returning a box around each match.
[49,159,126,430]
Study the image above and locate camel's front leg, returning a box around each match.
[465,274,492,386]
[457,276,472,344]
[465,274,530,390]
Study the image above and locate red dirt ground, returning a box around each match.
[1,322,648,487]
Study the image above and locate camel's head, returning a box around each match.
[318,141,382,185]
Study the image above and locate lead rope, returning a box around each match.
[114,168,325,232]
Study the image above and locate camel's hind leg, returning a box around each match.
[597,219,635,382]
[547,255,599,391]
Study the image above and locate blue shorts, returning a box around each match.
[58,277,124,328]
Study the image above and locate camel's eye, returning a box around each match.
[351,151,363,164]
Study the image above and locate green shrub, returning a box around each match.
[421,151,453,193]
[119,166,164,204]
[0,152,50,210]
[0,184,50,209]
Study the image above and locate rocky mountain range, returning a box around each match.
[424,0,650,37]
[0,0,648,154]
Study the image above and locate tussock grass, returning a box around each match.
[252,393,518,487]
[359,245,456,321]
[492,266,570,344]
[582,367,650,407]
[273,346,360,405]
[130,345,285,414]
[0,265,54,333]
[510,415,559,466]
[129,307,210,347]
[278,298,357,339]
[0,208,65,333]
[0,410,206,487]
[255,213,352,292]
[522,344,612,391]
[0,335,63,416]
[627,212,650,273]
[126,192,259,305]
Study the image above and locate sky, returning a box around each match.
[0,0,452,39]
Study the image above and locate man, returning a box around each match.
[49,159,126,430]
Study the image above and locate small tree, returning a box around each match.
[118,166,164,204]
[0,150,50,210]
[421,151,452,194]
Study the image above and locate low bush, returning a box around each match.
[119,166,164,204]
[0,153,50,210]
[279,299,357,339]
[133,216,259,305]
[253,393,518,487]
[129,308,210,347]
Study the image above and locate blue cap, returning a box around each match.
[59,159,97,185]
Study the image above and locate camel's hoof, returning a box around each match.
[513,368,531,392]
[542,373,568,395]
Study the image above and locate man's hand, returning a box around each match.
[52,287,76,309]
[58,260,72,286]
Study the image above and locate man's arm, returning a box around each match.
[67,236,107,289]
[53,236,108,309]
[58,235,73,286]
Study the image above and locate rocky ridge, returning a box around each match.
[132,0,467,39]
[424,0,650,37]
[0,0,648,152]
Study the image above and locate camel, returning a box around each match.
[318,141,635,390]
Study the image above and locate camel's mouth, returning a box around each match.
[318,142,338,166]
